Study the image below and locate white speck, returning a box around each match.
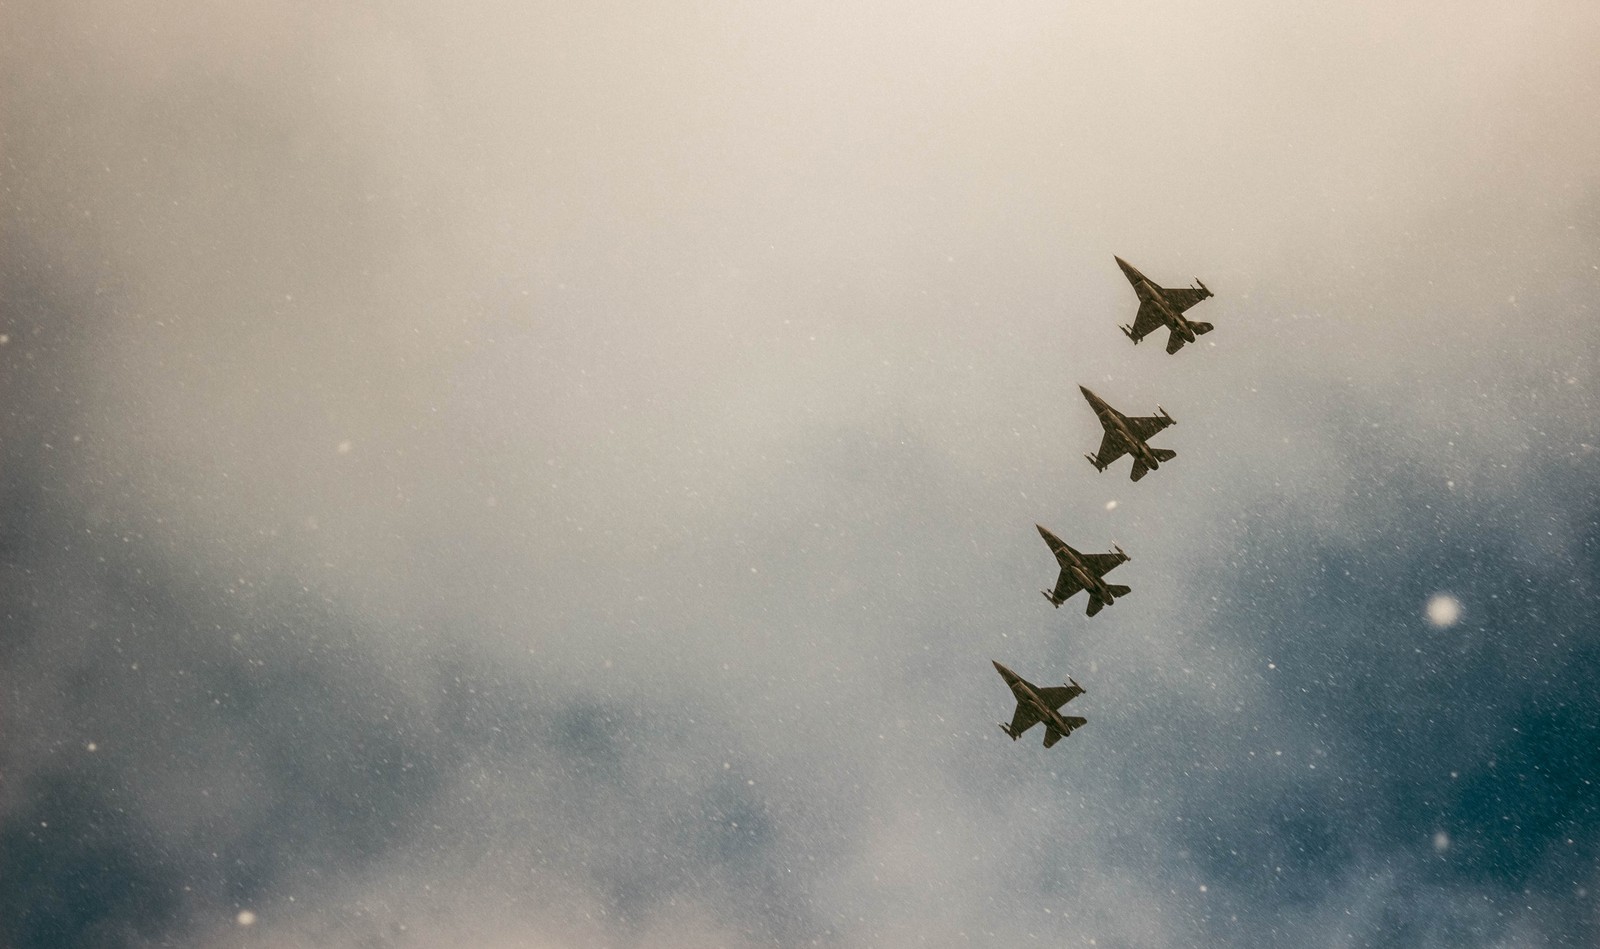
[0,333,9,345]
[1433,831,1450,852]
[1426,593,1462,627]
[85,742,97,752]
[336,440,353,455]
[1199,884,1208,892]
[1105,500,1118,511]
[236,910,257,927]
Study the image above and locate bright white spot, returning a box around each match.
[1104,500,1118,511]
[85,742,97,752]
[236,910,257,927]
[0,333,9,345]
[1427,594,1462,627]
[1199,884,1208,892]
[1433,831,1450,852]
[336,440,353,455]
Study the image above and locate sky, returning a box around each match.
[3,1,1599,946]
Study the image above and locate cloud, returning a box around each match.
[4,1,1599,946]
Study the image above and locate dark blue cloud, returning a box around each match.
[1163,417,1600,945]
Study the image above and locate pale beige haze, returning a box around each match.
[3,0,1598,946]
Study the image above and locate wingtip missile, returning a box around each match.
[1041,589,1061,607]
[1112,542,1129,561]
[1158,404,1174,424]
[1120,324,1139,344]
[1084,453,1104,471]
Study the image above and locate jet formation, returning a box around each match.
[993,256,1216,749]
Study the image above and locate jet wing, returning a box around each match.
[1035,685,1082,710]
[1091,432,1129,469]
[1050,568,1084,604]
[1162,287,1210,313]
[1007,703,1040,738]
[1124,415,1173,442]
[1078,552,1126,578]
[1128,301,1165,341]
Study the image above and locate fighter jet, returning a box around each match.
[1114,256,1214,354]
[1080,385,1177,482]
[993,661,1087,748]
[1037,524,1130,616]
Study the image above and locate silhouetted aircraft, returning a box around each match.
[1037,524,1130,617]
[1115,256,1214,354]
[1080,385,1176,482]
[993,661,1086,748]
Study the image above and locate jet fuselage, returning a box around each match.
[1098,406,1162,472]
[1064,554,1115,604]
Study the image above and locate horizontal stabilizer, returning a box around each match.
[1130,459,1150,482]
[1165,332,1187,354]
[1191,321,1214,335]
[1043,726,1063,748]
[1085,595,1105,617]
[1152,448,1177,463]
[1107,584,1131,598]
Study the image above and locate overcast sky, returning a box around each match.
[3,1,1598,946]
